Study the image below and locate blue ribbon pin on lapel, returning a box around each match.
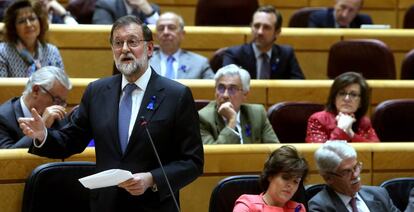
[146,96,156,110]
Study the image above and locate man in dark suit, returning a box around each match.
[19,15,204,212]
[309,141,400,212]
[308,0,373,28]
[222,5,304,79]
[0,66,71,148]
[93,0,160,24]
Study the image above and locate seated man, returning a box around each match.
[92,0,159,24]
[199,64,279,144]
[222,5,305,79]
[150,12,214,79]
[0,66,71,148]
[309,141,400,212]
[308,0,373,28]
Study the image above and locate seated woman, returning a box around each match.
[306,72,379,143]
[233,145,308,212]
[0,0,64,77]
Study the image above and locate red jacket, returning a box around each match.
[306,111,379,143]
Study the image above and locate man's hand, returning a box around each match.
[42,105,66,128]
[218,102,237,129]
[118,172,154,196]
[126,0,154,15]
[18,108,47,141]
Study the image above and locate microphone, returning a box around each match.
[140,116,181,212]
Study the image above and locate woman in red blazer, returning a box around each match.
[306,72,379,143]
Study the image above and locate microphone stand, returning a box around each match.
[141,117,181,212]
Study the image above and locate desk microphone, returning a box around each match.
[140,116,181,212]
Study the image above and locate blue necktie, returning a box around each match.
[118,83,137,153]
[165,56,175,79]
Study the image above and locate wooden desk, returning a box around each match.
[1,143,414,212]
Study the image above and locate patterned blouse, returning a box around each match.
[305,111,380,143]
[0,42,64,77]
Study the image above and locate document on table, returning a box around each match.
[79,169,133,189]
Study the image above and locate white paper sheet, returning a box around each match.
[78,169,133,189]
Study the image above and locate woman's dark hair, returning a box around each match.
[326,72,370,125]
[259,145,308,191]
[3,0,49,44]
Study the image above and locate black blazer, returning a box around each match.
[308,8,373,28]
[29,70,204,212]
[222,43,305,79]
[0,97,67,148]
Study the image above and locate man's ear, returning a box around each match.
[322,173,334,185]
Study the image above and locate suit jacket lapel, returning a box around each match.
[105,75,123,155]
[149,50,162,75]
[244,44,258,79]
[325,186,350,212]
[12,98,25,138]
[176,50,191,78]
[359,187,384,211]
[125,70,165,154]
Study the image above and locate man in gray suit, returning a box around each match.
[309,141,400,212]
[150,12,214,79]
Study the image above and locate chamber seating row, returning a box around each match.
[1,143,414,212]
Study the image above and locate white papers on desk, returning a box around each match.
[78,169,133,189]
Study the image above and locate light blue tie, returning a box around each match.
[118,83,137,153]
[165,56,175,79]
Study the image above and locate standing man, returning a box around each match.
[309,141,399,212]
[19,15,204,212]
[93,0,159,24]
[308,0,373,28]
[199,64,279,144]
[0,66,71,148]
[222,5,305,79]
[150,12,214,79]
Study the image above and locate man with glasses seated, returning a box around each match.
[198,64,279,144]
[309,141,399,212]
[0,66,71,148]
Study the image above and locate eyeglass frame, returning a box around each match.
[111,38,147,50]
[16,15,39,25]
[215,84,244,96]
[328,161,363,178]
[336,91,361,100]
[39,85,67,107]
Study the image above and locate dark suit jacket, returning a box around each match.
[29,70,204,212]
[308,185,400,212]
[92,0,160,24]
[308,8,373,28]
[222,43,305,79]
[0,97,67,148]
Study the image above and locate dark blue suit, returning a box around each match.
[29,70,204,212]
[308,8,373,28]
[222,43,305,79]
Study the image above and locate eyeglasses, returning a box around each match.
[337,91,361,100]
[39,85,67,107]
[216,84,243,96]
[112,38,146,50]
[329,161,363,178]
[16,15,38,25]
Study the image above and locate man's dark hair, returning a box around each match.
[109,15,153,44]
[255,5,283,31]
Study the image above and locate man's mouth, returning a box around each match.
[351,177,360,185]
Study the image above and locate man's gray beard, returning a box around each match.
[116,56,148,76]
